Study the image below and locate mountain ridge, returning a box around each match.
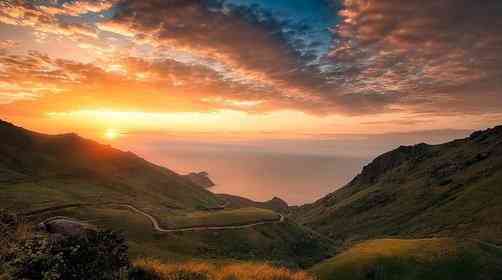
[293,125,502,245]
[0,119,220,210]
[0,119,337,266]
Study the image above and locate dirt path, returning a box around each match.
[33,202,284,233]
[118,203,284,232]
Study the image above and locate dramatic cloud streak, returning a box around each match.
[0,0,101,39]
[0,0,501,136]
[329,0,502,114]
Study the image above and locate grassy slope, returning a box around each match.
[294,125,502,245]
[29,205,335,268]
[0,120,219,210]
[311,238,502,280]
[216,193,290,213]
[164,207,280,229]
[131,259,315,280]
[0,120,336,267]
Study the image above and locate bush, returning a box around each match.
[0,210,129,280]
[7,230,129,280]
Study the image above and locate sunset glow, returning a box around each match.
[104,128,120,140]
[1,2,502,276]
[0,0,501,144]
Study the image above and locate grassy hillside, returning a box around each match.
[164,207,280,229]
[217,193,290,213]
[25,203,335,267]
[0,120,219,210]
[294,125,502,245]
[1,209,318,280]
[130,259,315,280]
[311,238,502,280]
[0,119,336,267]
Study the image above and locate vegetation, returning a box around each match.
[45,204,334,268]
[0,210,129,280]
[216,194,290,214]
[294,125,502,245]
[311,238,502,280]
[0,119,220,212]
[129,259,314,280]
[0,120,336,267]
[0,209,314,280]
[163,207,280,229]
[3,120,502,279]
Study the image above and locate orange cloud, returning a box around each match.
[41,0,118,16]
[0,0,98,39]
[329,0,502,115]
[1,0,502,134]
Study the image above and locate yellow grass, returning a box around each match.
[312,238,457,272]
[132,258,315,280]
[338,238,457,263]
[310,238,477,280]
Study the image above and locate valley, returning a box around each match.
[0,120,335,267]
[2,119,502,279]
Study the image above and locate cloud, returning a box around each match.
[41,0,118,16]
[90,0,502,116]
[328,0,502,115]
[0,39,18,49]
[0,0,99,38]
[0,50,317,115]
[97,0,331,109]
[1,0,502,120]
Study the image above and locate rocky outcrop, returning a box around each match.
[353,143,431,185]
[183,171,216,188]
[38,218,96,237]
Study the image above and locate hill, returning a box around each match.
[182,171,216,188]
[0,119,219,210]
[293,125,502,245]
[0,119,336,267]
[217,193,290,213]
[310,238,502,280]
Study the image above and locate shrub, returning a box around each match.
[0,209,129,280]
[7,230,129,280]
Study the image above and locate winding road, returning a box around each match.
[34,203,285,233]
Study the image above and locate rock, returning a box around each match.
[183,171,216,188]
[39,218,96,237]
[354,143,431,185]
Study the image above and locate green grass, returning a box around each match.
[0,175,333,267]
[14,203,334,268]
[311,238,502,280]
[294,128,502,245]
[163,207,280,229]
[0,120,336,267]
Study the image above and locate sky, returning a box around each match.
[1,1,502,202]
[1,0,502,140]
[107,128,472,204]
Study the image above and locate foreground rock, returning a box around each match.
[39,217,97,237]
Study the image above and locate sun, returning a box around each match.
[104,128,120,140]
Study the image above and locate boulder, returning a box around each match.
[39,218,96,237]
